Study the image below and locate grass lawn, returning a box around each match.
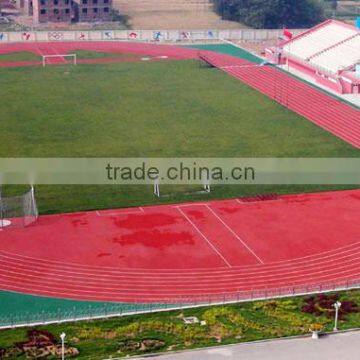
[0,51,41,62]
[0,290,360,358]
[0,59,358,213]
[73,50,145,59]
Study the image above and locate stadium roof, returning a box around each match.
[282,19,360,74]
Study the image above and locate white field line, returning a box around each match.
[235,198,283,205]
[205,205,264,264]
[176,207,232,268]
[173,203,207,208]
[95,207,145,217]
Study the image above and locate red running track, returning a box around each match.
[0,41,199,67]
[0,190,360,303]
[199,52,360,148]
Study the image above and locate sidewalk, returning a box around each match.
[132,331,360,360]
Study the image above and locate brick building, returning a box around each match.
[21,0,112,23]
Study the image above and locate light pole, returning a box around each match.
[60,332,66,360]
[333,301,342,331]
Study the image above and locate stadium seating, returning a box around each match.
[310,34,360,73]
[282,20,359,74]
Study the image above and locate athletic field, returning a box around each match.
[0,41,359,329]
[0,44,357,214]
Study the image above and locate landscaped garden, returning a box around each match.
[0,291,359,358]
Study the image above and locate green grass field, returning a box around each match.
[1,59,358,213]
[0,51,41,62]
[74,50,144,59]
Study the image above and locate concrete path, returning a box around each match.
[133,331,360,360]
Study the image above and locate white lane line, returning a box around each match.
[176,207,232,268]
[235,198,283,205]
[173,203,206,208]
[205,205,264,264]
[95,207,145,217]
[50,45,67,63]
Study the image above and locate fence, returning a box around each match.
[1,277,359,329]
[0,28,305,44]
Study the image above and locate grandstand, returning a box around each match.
[266,20,360,95]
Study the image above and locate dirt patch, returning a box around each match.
[113,0,246,29]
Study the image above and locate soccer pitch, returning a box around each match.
[0,59,358,214]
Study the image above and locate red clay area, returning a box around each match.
[0,190,360,303]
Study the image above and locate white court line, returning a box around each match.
[176,207,232,268]
[205,205,264,264]
[96,207,145,217]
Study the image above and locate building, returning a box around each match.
[265,20,360,95]
[20,0,112,23]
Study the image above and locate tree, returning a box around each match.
[212,0,325,29]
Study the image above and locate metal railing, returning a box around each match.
[1,277,359,329]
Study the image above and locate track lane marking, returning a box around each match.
[2,254,360,284]
[95,207,144,217]
[235,198,283,205]
[205,205,264,264]
[176,207,232,268]
[2,237,360,274]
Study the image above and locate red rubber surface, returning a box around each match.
[200,52,360,149]
[1,190,360,302]
[0,41,199,67]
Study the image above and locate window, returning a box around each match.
[104,0,108,3]
[65,0,69,4]
[40,0,46,5]
[65,8,70,13]
[93,0,97,4]
[82,7,87,13]
[93,7,97,12]
[82,0,87,4]
[104,7,109,12]
[54,8,59,14]
[40,9,46,14]
[54,0,58,4]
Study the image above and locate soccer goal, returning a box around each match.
[42,53,77,67]
[0,186,38,229]
[153,181,211,198]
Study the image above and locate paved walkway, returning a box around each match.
[133,331,360,360]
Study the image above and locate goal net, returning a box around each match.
[42,54,77,67]
[0,187,38,229]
